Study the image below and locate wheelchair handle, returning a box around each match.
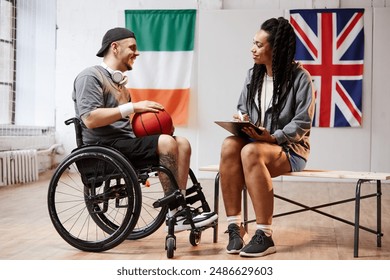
[65,117,83,147]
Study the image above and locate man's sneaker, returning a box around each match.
[166,210,218,232]
[225,223,246,254]
[239,229,276,257]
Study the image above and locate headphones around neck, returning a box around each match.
[101,62,128,85]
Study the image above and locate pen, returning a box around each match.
[237,110,244,121]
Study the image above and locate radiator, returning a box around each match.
[0,149,38,186]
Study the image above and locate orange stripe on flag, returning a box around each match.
[128,88,190,125]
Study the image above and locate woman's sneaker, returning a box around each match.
[225,223,246,254]
[239,229,276,257]
[166,210,218,232]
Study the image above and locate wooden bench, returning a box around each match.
[199,165,390,258]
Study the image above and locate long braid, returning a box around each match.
[259,17,298,131]
[247,64,266,125]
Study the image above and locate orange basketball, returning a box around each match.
[132,110,173,137]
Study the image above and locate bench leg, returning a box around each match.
[354,179,362,257]
[213,173,220,243]
[243,187,248,232]
[354,179,383,257]
[377,180,382,248]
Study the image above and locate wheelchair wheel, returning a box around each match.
[127,168,168,240]
[189,230,202,246]
[47,146,142,252]
[166,236,176,259]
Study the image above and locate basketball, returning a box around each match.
[132,110,173,137]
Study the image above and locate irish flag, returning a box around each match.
[125,9,196,125]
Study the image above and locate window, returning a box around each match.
[0,0,16,124]
[0,0,56,150]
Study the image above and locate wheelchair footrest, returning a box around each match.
[153,190,184,208]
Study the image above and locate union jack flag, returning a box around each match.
[290,9,365,127]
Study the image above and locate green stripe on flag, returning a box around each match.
[124,9,196,51]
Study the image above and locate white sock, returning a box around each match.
[256,224,273,237]
[227,215,241,226]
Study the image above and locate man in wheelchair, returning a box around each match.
[71,27,217,232]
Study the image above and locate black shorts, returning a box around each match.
[100,135,160,168]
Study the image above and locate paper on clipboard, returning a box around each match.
[214,121,262,138]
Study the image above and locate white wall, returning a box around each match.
[371,7,390,172]
[197,9,284,171]
[55,0,390,179]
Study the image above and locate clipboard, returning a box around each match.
[214,121,262,138]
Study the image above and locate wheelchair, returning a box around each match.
[47,118,216,258]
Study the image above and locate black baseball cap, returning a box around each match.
[96,27,136,57]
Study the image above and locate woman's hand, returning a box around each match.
[241,126,277,143]
[233,112,249,121]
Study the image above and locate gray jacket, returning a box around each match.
[237,65,315,160]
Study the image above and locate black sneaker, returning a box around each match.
[225,223,245,254]
[166,210,218,232]
[239,229,276,257]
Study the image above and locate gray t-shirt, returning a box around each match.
[72,65,134,144]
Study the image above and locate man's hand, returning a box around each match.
[133,100,164,113]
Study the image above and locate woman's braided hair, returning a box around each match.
[247,17,298,131]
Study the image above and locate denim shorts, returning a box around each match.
[288,150,307,172]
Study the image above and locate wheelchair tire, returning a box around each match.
[166,236,176,259]
[47,146,142,252]
[189,230,202,246]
